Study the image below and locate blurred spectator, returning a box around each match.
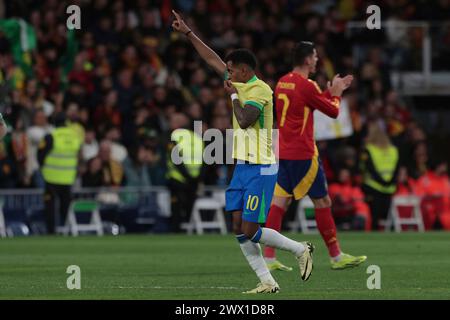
[329,168,371,231]
[416,160,450,230]
[104,125,128,163]
[66,102,86,142]
[396,166,419,196]
[26,109,53,188]
[81,127,99,162]
[146,144,167,186]
[333,145,359,180]
[10,117,28,186]
[68,53,94,94]
[82,139,123,187]
[408,142,429,179]
[115,68,139,143]
[0,139,18,188]
[93,90,122,135]
[361,122,400,230]
[0,113,6,139]
[166,113,203,233]
[82,156,103,187]
[123,144,152,188]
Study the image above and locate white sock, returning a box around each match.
[239,238,276,285]
[259,227,305,257]
[264,257,276,263]
[332,253,342,262]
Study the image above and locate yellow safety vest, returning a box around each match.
[68,121,85,143]
[42,127,82,185]
[167,129,203,183]
[364,144,399,194]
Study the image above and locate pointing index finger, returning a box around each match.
[172,10,181,20]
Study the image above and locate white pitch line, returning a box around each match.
[115,286,241,290]
[57,285,243,290]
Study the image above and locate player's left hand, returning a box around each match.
[327,74,338,90]
[342,74,354,89]
[328,74,354,95]
[328,74,353,89]
[224,80,237,95]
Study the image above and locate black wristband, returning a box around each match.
[185,30,192,36]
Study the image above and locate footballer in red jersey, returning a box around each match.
[264,41,368,271]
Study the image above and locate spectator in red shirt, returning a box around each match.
[416,160,450,230]
[394,166,423,230]
[396,166,420,196]
[329,168,371,231]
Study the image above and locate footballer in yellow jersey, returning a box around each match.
[230,74,275,165]
[172,10,314,294]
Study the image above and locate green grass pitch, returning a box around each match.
[1,232,449,299]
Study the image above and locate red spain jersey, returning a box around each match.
[274,72,341,160]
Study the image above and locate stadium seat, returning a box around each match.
[290,197,318,234]
[5,222,30,237]
[385,195,425,232]
[135,193,160,226]
[0,196,32,237]
[60,200,104,236]
[26,205,47,235]
[181,191,227,235]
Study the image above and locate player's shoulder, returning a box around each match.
[252,78,273,94]
[254,77,272,90]
[306,79,322,93]
[277,72,298,83]
[276,72,309,88]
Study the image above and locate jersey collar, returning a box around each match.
[247,75,258,83]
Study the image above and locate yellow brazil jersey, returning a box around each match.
[231,75,275,164]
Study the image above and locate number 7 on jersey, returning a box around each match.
[277,93,290,127]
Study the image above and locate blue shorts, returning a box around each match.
[225,163,277,223]
[274,157,328,200]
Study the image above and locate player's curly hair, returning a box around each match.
[225,48,257,70]
[292,41,315,66]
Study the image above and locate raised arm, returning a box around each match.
[304,80,341,119]
[172,10,226,76]
[305,74,353,119]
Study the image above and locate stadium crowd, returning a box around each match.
[0,0,449,231]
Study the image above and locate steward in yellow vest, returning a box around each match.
[166,113,204,233]
[360,122,400,230]
[38,113,82,234]
[167,128,203,184]
[362,143,399,194]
